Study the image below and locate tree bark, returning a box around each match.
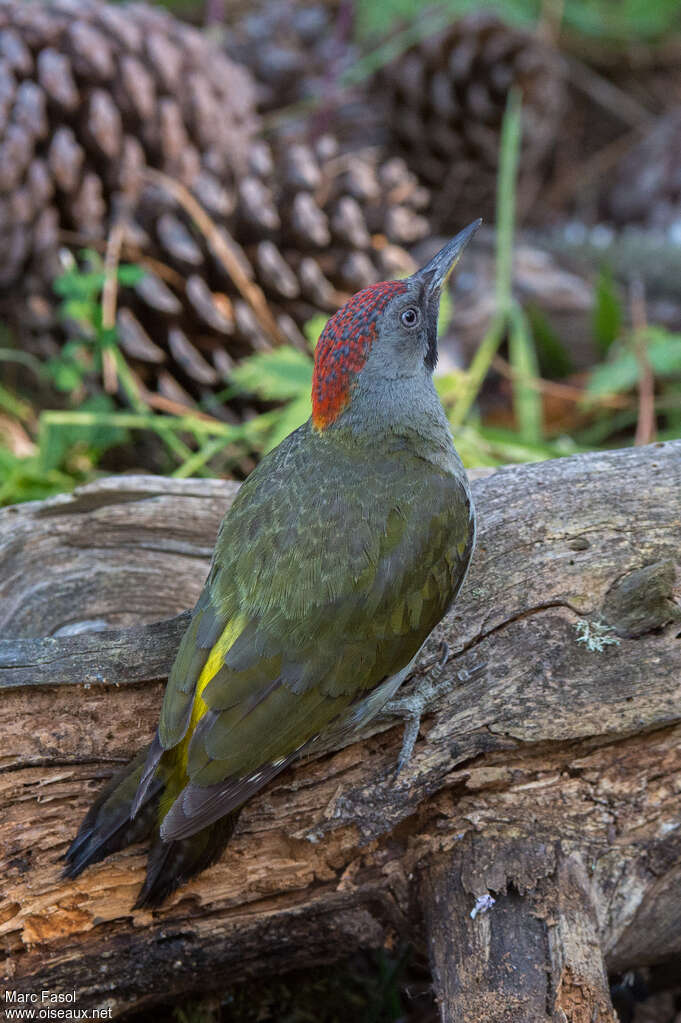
[420,845,618,1023]
[1,443,680,1020]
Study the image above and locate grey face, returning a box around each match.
[374,279,441,378]
[373,220,482,380]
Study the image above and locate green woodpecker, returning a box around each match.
[65,221,481,906]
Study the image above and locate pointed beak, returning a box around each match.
[415,219,482,295]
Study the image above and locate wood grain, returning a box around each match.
[1,443,680,1020]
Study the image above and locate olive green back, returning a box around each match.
[158,421,473,834]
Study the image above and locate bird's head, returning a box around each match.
[312,220,481,430]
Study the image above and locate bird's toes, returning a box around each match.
[394,712,422,778]
[456,659,487,684]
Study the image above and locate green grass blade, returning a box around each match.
[509,301,543,443]
[448,313,505,429]
[172,437,237,479]
[496,87,522,314]
[449,89,522,431]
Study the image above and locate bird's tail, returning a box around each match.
[63,748,160,879]
[133,811,240,908]
[64,747,240,908]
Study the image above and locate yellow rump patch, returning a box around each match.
[160,613,248,818]
[191,613,249,729]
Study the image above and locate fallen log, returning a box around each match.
[1,442,680,1021]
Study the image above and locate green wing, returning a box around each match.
[156,422,473,840]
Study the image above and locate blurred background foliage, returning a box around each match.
[2,0,681,506]
[354,0,681,42]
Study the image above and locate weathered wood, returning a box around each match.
[0,475,238,637]
[421,842,618,1023]
[0,443,680,1020]
[421,847,552,1023]
[0,615,188,690]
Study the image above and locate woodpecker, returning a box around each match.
[65,221,481,906]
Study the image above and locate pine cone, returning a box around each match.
[604,108,681,229]
[377,13,566,229]
[221,0,354,113]
[0,0,258,289]
[219,0,373,157]
[0,0,429,416]
[117,136,430,404]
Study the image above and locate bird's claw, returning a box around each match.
[395,713,421,776]
[389,656,487,777]
[455,659,487,684]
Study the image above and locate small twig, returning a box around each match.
[143,169,287,347]
[136,388,222,424]
[101,221,125,394]
[545,125,646,208]
[58,231,186,289]
[308,0,354,142]
[565,54,653,127]
[629,277,656,447]
[492,356,631,410]
[0,413,36,457]
[101,223,124,332]
[537,0,564,44]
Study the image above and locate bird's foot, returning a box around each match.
[389,644,486,776]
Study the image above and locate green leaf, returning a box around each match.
[526,305,574,378]
[38,395,129,472]
[587,349,639,396]
[116,264,146,287]
[60,298,100,328]
[230,347,314,402]
[593,266,622,354]
[0,382,32,420]
[51,361,86,392]
[574,408,638,446]
[562,0,681,40]
[354,0,533,43]
[45,340,92,392]
[588,328,681,397]
[0,448,76,506]
[464,423,579,465]
[480,423,579,456]
[262,394,312,451]
[53,269,107,302]
[304,313,330,348]
[449,314,506,429]
[646,328,681,375]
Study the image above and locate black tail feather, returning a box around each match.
[134,810,241,909]
[65,748,242,907]
[63,748,161,879]
[130,729,164,818]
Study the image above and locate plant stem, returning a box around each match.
[449,314,506,429]
[496,87,522,314]
[450,89,523,431]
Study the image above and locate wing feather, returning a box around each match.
[151,424,473,841]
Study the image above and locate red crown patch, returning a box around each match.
[312,279,408,429]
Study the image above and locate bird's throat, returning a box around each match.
[322,371,460,476]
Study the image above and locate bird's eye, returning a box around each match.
[400,307,419,328]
